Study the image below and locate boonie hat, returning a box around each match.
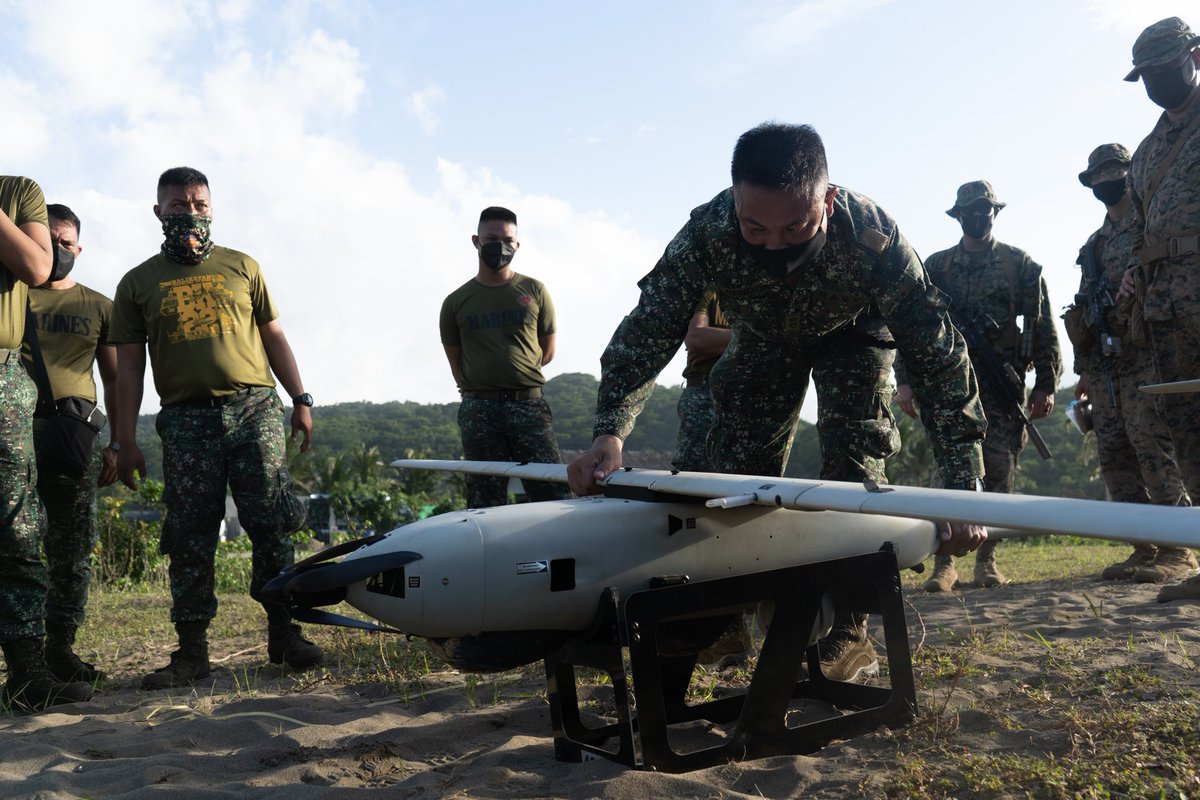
[1078,143,1132,186]
[946,180,1006,218]
[1125,17,1200,81]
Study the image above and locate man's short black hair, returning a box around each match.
[158,166,210,195]
[47,203,81,237]
[731,123,829,200]
[479,206,517,227]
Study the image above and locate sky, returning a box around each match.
[0,0,1188,423]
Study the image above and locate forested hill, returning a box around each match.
[129,376,1100,499]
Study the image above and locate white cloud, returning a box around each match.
[748,0,894,56]
[406,84,446,135]
[1085,0,1191,33]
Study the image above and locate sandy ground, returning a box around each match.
[2,576,1198,799]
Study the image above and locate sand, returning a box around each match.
[2,576,1198,799]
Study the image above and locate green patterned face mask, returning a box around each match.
[160,213,213,264]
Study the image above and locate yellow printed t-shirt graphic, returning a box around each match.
[160,274,237,344]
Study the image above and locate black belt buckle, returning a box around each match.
[500,389,517,401]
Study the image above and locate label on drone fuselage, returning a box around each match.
[516,561,549,574]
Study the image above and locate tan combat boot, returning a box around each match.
[922,555,958,592]
[973,540,1007,588]
[1157,574,1200,603]
[1133,547,1198,584]
[1100,544,1158,581]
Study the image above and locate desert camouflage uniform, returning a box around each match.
[35,436,104,628]
[899,241,1062,493]
[457,396,567,507]
[595,187,985,486]
[1073,209,1185,506]
[0,351,46,642]
[1130,82,1200,500]
[156,388,305,623]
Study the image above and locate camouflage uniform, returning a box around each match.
[904,236,1062,494]
[1123,18,1200,598]
[35,435,104,629]
[1127,23,1200,500]
[457,395,567,507]
[156,388,305,622]
[0,350,45,643]
[673,289,726,473]
[595,187,985,487]
[1071,195,1184,508]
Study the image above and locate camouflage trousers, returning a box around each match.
[156,388,305,623]
[0,354,46,643]
[1150,315,1200,501]
[1088,348,1187,506]
[977,381,1027,494]
[673,382,717,472]
[707,330,899,482]
[457,395,568,508]
[34,429,104,629]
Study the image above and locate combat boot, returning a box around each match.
[973,540,1008,588]
[922,555,958,593]
[1101,544,1158,581]
[1157,574,1200,603]
[1133,547,1198,584]
[45,623,106,684]
[816,614,878,683]
[141,621,211,690]
[2,636,93,712]
[267,609,324,670]
[697,613,753,668]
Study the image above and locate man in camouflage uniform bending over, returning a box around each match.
[1119,17,1200,602]
[111,167,322,688]
[569,122,989,677]
[898,181,1062,592]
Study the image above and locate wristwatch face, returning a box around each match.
[294,393,314,407]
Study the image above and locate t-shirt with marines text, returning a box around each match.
[108,246,279,406]
[25,283,112,403]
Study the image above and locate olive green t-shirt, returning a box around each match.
[108,246,279,405]
[681,287,730,382]
[26,283,112,402]
[0,176,49,350]
[439,273,556,391]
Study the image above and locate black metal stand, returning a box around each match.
[544,544,916,772]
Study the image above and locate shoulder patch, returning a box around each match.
[859,227,889,255]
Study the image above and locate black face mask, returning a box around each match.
[1091,178,1127,206]
[959,206,994,240]
[1144,59,1198,110]
[479,241,515,270]
[48,245,75,283]
[741,229,827,279]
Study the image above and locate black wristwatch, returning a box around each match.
[293,393,314,407]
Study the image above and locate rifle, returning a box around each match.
[953,307,1053,460]
[1076,242,1120,408]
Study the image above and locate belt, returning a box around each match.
[461,388,542,401]
[1,349,22,365]
[1140,235,1200,265]
[165,386,261,409]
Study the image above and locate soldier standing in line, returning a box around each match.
[568,122,989,681]
[1118,17,1200,602]
[111,166,322,688]
[898,181,1062,592]
[0,176,93,710]
[29,204,120,683]
[439,206,569,508]
[1064,145,1190,582]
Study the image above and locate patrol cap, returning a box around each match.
[945,180,1006,218]
[1124,17,1200,81]
[1078,143,1132,186]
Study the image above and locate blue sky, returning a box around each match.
[0,0,1185,422]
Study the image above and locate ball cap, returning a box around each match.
[1125,17,1200,81]
[946,180,1006,218]
[1078,143,1132,186]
